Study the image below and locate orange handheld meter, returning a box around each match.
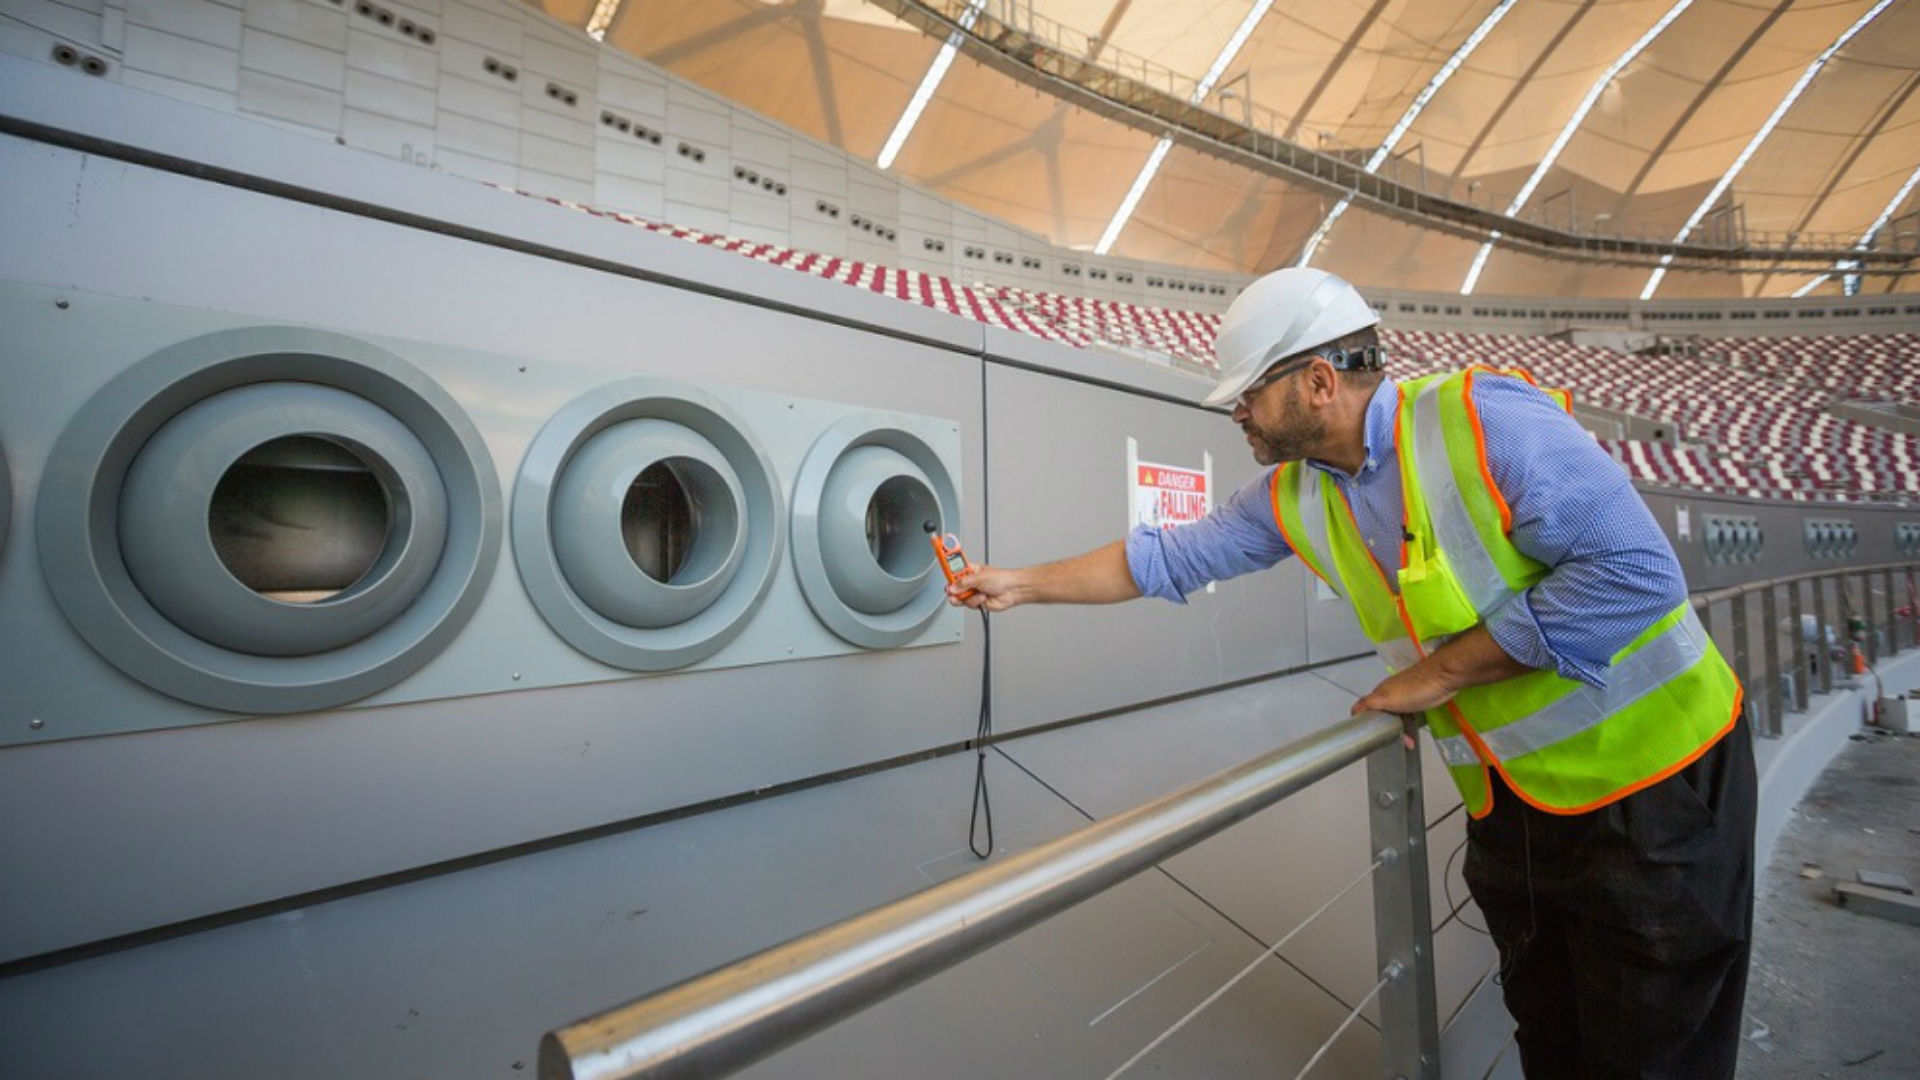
[931,532,976,600]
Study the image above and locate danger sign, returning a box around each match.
[1126,438,1213,533]
[1134,464,1209,529]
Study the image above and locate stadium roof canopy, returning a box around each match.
[536,0,1920,300]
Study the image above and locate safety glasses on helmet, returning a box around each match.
[1235,343,1385,407]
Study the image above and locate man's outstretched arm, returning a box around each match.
[947,540,1141,612]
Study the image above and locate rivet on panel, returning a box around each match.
[511,672,522,681]
[55,298,69,310]
[29,718,45,730]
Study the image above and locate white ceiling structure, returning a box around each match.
[540,0,1920,300]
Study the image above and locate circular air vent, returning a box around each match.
[791,415,960,648]
[514,379,782,671]
[36,327,500,713]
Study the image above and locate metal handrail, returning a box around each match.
[1690,560,1917,610]
[1691,560,1920,735]
[540,710,1411,1080]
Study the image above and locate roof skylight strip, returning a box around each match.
[1460,0,1694,294]
[1789,158,1920,297]
[1640,0,1898,300]
[877,0,988,171]
[586,0,624,41]
[1299,0,1521,267]
[1096,0,1275,254]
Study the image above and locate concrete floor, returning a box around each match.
[1739,729,1920,1079]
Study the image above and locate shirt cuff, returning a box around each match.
[1483,588,1609,689]
[1124,525,1190,604]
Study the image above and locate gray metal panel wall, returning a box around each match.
[0,720,1379,1080]
[1639,486,1917,591]
[0,82,990,961]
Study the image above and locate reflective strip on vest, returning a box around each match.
[1431,733,1481,767]
[1411,384,1509,610]
[1430,606,1710,767]
[1294,464,1331,575]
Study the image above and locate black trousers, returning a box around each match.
[1463,717,1757,1080]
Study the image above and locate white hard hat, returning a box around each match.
[1204,268,1379,407]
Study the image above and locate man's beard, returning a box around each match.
[1244,385,1326,466]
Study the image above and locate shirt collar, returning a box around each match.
[1305,377,1399,481]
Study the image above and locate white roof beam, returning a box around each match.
[1095,0,1275,254]
[1640,0,1898,300]
[1460,0,1694,294]
[1299,0,1521,268]
[876,1,988,171]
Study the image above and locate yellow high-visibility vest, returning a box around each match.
[1271,367,1741,817]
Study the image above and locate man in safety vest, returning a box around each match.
[948,267,1756,1079]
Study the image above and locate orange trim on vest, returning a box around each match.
[1483,683,1746,817]
[1459,368,1513,536]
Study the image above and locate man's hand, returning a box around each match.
[1351,658,1459,716]
[948,565,1024,612]
[1350,625,1534,717]
[943,540,1141,611]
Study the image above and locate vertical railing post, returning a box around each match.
[1732,590,1753,727]
[1883,567,1901,653]
[1858,570,1878,667]
[1761,583,1783,736]
[1367,716,1440,1080]
[1787,578,1809,713]
[1812,574,1833,694]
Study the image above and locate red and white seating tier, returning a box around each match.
[512,189,1917,505]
